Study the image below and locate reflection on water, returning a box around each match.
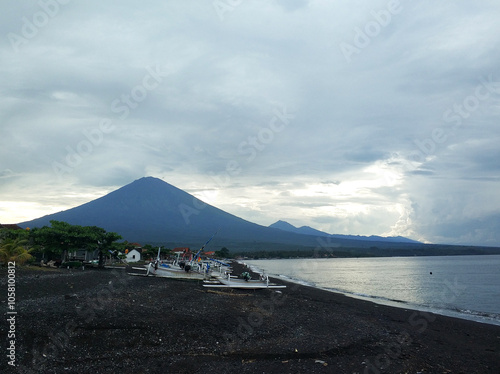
[245,255,500,325]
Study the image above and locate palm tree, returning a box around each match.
[0,237,33,265]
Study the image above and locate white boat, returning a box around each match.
[145,261,210,280]
[127,231,240,282]
[139,237,231,280]
[204,271,286,289]
[129,261,219,280]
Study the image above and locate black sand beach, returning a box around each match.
[1,263,499,373]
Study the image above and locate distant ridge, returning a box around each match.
[19,177,424,250]
[17,177,500,256]
[18,177,334,247]
[269,220,421,244]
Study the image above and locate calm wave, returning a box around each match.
[244,255,500,326]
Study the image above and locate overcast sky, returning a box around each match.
[1,0,499,246]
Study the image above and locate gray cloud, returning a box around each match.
[1,0,499,246]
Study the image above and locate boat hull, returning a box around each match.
[146,264,208,280]
[203,283,286,289]
[204,275,287,289]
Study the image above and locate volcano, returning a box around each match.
[19,177,316,247]
[19,177,422,251]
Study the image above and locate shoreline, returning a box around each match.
[1,264,499,373]
[243,257,500,328]
[275,275,500,328]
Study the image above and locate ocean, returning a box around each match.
[244,255,500,326]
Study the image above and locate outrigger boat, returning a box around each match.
[145,260,210,280]
[204,271,286,289]
[130,230,230,280]
[144,253,230,280]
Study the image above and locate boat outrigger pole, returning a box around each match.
[192,229,219,262]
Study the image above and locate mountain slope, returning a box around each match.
[269,220,421,244]
[19,177,424,249]
[18,177,322,246]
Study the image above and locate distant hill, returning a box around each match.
[269,220,421,244]
[20,177,499,256]
[18,177,335,248]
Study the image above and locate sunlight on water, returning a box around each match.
[245,255,500,326]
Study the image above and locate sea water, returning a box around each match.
[244,255,500,326]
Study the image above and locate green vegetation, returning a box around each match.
[214,247,230,258]
[0,237,33,265]
[141,244,172,260]
[30,221,122,267]
[0,220,123,267]
[2,220,499,267]
[233,244,500,259]
[234,248,373,259]
[0,220,180,268]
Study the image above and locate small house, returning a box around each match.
[126,249,141,263]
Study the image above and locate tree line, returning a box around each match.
[0,220,124,267]
[0,220,232,267]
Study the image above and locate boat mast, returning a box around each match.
[192,229,219,262]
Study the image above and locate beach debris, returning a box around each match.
[315,359,328,366]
